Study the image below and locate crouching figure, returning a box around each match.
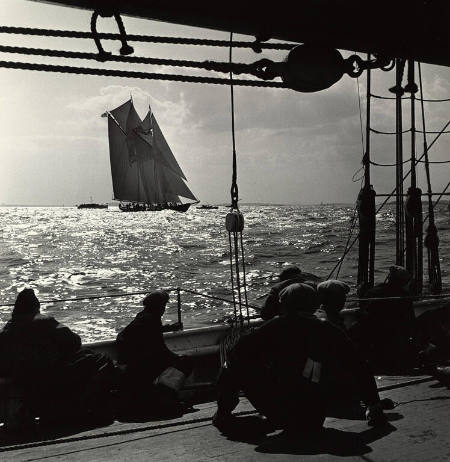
[116,290,193,419]
[213,283,386,437]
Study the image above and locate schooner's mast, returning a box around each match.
[404,61,423,294]
[389,58,406,267]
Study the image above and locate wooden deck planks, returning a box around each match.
[1,377,448,462]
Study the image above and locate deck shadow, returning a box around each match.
[0,418,114,447]
[218,415,279,444]
[255,423,397,457]
[116,405,200,423]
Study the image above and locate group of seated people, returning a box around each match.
[0,289,192,428]
[213,263,448,438]
[0,263,445,438]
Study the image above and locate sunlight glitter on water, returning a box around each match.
[1,204,449,342]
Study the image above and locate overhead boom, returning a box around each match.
[27,0,450,67]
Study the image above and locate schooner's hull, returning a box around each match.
[77,204,108,209]
[118,202,194,212]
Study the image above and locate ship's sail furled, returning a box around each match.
[107,99,196,205]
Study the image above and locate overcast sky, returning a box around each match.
[1,0,449,205]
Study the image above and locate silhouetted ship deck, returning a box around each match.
[2,1,449,459]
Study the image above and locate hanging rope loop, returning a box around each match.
[91,10,134,61]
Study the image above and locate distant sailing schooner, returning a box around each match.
[105,99,198,212]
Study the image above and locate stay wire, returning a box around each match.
[418,63,434,217]
[356,74,365,154]
[370,127,450,135]
[351,75,366,184]
[370,93,450,102]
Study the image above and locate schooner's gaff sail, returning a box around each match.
[106,99,198,211]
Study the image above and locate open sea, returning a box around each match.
[1,204,449,343]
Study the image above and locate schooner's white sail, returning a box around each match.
[106,99,197,211]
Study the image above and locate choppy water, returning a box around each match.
[1,204,449,342]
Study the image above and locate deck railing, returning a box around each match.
[1,287,449,327]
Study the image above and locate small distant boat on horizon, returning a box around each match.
[105,99,198,213]
[196,204,219,210]
[77,197,108,209]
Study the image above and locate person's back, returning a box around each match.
[214,283,385,435]
[260,265,320,321]
[2,313,80,380]
[1,289,117,425]
[116,307,176,379]
[116,291,192,419]
[315,279,350,331]
[0,290,81,382]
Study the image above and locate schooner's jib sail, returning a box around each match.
[105,99,198,212]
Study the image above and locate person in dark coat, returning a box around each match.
[213,283,385,437]
[315,279,350,330]
[0,288,116,425]
[259,265,320,321]
[351,265,416,371]
[116,290,193,418]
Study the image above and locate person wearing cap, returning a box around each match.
[260,265,320,321]
[0,288,116,426]
[116,290,192,418]
[315,279,350,330]
[213,283,386,437]
[353,265,416,371]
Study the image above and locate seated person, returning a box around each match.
[213,283,385,437]
[315,279,350,330]
[260,265,320,321]
[116,290,193,418]
[352,265,416,371]
[0,288,116,426]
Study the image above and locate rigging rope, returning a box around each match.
[0,60,288,88]
[370,127,450,135]
[221,34,251,366]
[328,118,450,279]
[339,74,365,277]
[0,25,295,50]
[418,63,442,293]
[356,55,376,293]
[424,180,450,219]
[393,59,406,267]
[225,34,249,326]
[0,44,284,78]
[370,158,411,167]
[370,93,450,102]
[90,10,133,60]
